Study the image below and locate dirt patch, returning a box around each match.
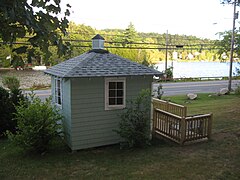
[212,131,238,141]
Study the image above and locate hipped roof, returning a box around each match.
[44,50,162,78]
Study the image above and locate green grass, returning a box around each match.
[1,94,240,179]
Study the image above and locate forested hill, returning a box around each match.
[97,24,216,64]
[0,22,217,68]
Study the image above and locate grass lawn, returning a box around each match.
[1,93,240,179]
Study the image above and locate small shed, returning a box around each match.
[45,34,162,150]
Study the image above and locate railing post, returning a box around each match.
[207,114,213,139]
[152,108,157,137]
[183,106,187,118]
[180,117,186,145]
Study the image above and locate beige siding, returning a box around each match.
[70,76,153,150]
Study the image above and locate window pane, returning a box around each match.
[117,82,123,89]
[117,98,123,105]
[117,90,123,97]
[58,97,61,105]
[57,80,60,88]
[55,95,58,103]
[109,98,115,105]
[109,82,116,89]
[55,79,62,105]
[109,90,116,97]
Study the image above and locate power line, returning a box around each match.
[0,41,220,51]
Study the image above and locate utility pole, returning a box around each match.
[165,30,168,71]
[228,0,238,91]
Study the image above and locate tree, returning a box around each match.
[123,22,139,46]
[215,31,240,59]
[220,0,240,5]
[0,0,71,59]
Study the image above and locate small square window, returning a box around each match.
[105,78,126,110]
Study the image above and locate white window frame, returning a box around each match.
[54,77,62,108]
[105,77,126,110]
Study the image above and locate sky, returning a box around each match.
[61,0,239,39]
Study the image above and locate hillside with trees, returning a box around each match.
[0,21,233,68]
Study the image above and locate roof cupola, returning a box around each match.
[92,34,105,50]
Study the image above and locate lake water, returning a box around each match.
[155,61,239,78]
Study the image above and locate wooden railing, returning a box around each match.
[152,98,212,145]
[152,98,187,117]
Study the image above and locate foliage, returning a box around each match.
[220,0,240,5]
[0,20,222,67]
[123,22,139,46]
[165,67,173,79]
[0,84,25,137]
[157,84,164,99]
[11,54,25,69]
[234,84,240,95]
[0,86,15,137]
[2,76,20,90]
[0,45,12,67]
[236,63,240,75]
[116,89,151,148]
[7,95,63,153]
[0,0,71,59]
[214,31,240,60]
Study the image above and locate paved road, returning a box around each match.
[24,89,51,101]
[26,80,240,99]
[157,80,240,96]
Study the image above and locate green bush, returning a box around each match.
[165,67,173,79]
[0,85,25,137]
[7,95,63,153]
[0,86,15,137]
[115,89,151,148]
[2,76,20,91]
[234,85,240,95]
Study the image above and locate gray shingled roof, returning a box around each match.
[44,51,162,78]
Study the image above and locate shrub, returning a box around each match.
[165,67,173,79]
[115,89,151,148]
[10,88,26,106]
[234,85,240,95]
[7,95,63,153]
[0,76,26,137]
[2,76,20,90]
[0,86,15,137]
[157,84,164,99]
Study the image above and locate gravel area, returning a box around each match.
[0,69,51,89]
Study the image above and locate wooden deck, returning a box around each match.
[152,98,212,145]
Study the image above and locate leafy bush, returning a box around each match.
[116,89,151,148]
[157,84,164,99]
[2,76,20,90]
[0,85,25,137]
[165,67,173,79]
[234,85,240,95]
[7,95,63,153]
[0,86,15,137]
